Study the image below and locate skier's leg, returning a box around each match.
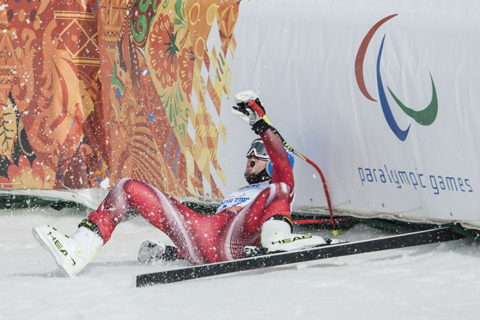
[32,178,205,275]
[89,178,224,264]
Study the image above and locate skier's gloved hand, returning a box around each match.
[138,240,179,263]
[231,90,271,135]
[231,90,262,124]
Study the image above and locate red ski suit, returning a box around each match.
[88,129,294,264]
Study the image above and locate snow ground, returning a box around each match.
[1,207,479,320]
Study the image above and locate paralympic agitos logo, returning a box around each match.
[354,14,438,141]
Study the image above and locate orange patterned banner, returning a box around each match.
[0,0,240,198]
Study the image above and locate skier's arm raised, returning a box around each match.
[232,91,294,191]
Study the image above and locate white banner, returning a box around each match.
[217,0,480,225]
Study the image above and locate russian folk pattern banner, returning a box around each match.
[0,0,238,198]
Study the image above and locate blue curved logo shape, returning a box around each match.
[376,35,411,141]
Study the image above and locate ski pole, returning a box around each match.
[247,100,339,236]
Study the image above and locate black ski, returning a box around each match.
[136,227,463,287]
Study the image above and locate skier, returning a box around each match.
[33,91,327,277]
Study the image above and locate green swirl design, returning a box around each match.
[130,0,156,44]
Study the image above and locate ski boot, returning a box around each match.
[32,223,103,277]
[261,219,327,253]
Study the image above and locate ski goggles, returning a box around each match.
[246,139,269,160]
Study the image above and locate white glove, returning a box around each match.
[231,91,270,134]
[231,105,251,123]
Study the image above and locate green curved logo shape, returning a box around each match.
[387,74,438,126]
